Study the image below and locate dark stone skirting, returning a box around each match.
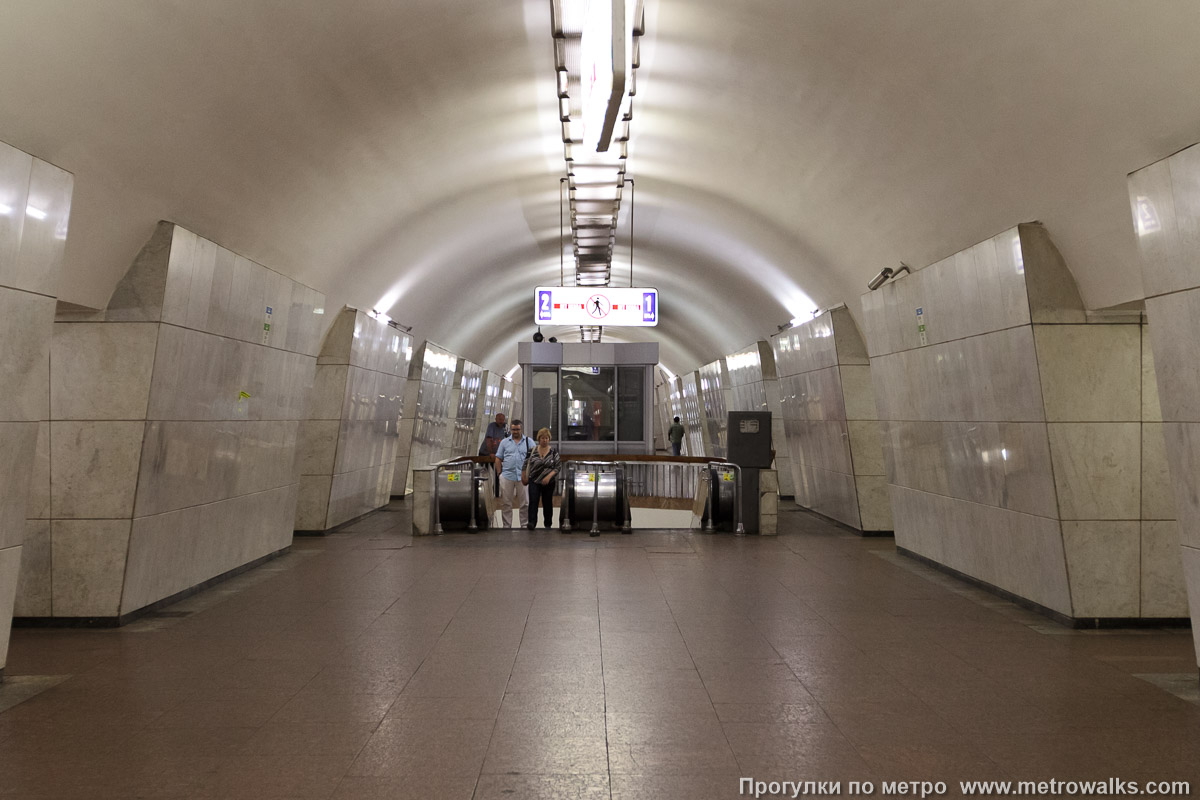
[12,545,291,629]
[897,546,1192,630]
[790,504,894,538]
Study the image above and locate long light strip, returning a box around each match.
[552,0,644,341]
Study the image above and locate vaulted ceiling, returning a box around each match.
[2,1,1199,373]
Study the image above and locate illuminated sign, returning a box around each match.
[535,286,659,327]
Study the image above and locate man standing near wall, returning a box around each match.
[481,412,507,497]
[494,419,533,527]
[668,416,686,456]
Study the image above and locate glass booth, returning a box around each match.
[517,341,658,455]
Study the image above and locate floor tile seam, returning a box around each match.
[472,592,535,800]
[283,571,471,754]
[653,551,746,777]
[595,550,614,800]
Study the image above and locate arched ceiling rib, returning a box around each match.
[1,1,1200,376]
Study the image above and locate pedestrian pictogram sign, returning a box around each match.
[534,287,659,327]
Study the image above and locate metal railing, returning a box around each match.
[430,455,744,536]
[431,457,486,535]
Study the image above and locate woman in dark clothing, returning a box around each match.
[523,427,560,530]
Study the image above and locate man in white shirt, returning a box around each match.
[493,419,534,527]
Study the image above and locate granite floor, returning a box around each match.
[1,501,1198,799]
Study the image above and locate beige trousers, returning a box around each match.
[497,476,529,528]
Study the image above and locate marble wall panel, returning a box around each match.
[0,144,72,663]
[680,372,705,457]
[1046,423,1141,521]
[881,420,1058,519]
[13,520,49,616]
[1179,548,1200,643]
[50,520,131,618]
[8,159,72,299]
[1128,149,1192,298]
[1146,290,1200,423]
[0,423,37,550]
[50,322,158,420]
[1161,422,1200,551]
[890,485,1072,615]
[103,223,325,356]
[847,421,886,476]
[863,228,1034,359]
[0,287,55,422]
[1142,327,1162,423]
[1141,423,1175,521]
[1061,521,1140,618]
[698,359,728,458]
[295,474,332,532]
[135,420,299,517]
[839,366,878,421]
[0,144,33,293]
[101,223,174,323]
[1141,521,1190,617]
[26,422,50,522]
[296,420,340,478]
[0,547,19,670]
[793,463,861,529]
[1033,325,1140,422]
[145,324,315,422]
[870,326,1046,423]
[326,463,393,529]
[121,485,296,615]
[50,421,144,520]
[1019,224,1087,324]
[855,475,893,532]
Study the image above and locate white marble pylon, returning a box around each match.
[1129,144,1200,668]
[19,222,325,622]
[0,140,73,674]
[861,223,1179,622]
[295,307,413,532]
[771,310,891,533]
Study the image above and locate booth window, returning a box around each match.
[530,368,559,440]
[562,366,614,441]
[617,366,645,441]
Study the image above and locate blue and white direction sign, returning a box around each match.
[534,286,659,327]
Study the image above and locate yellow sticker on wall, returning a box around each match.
[447,473,461,482]
[722,473,734,481]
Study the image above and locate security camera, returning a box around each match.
[866,263,912,291]
[533,328,544,342]
[866,267,894,291]
[548,336,558,343]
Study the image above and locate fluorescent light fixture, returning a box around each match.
[314,307,325,315]
[505,365,519,381]
[26,205,47,220]
[0,204,11,215]
[568,388,574,400]
[580,0,633,152]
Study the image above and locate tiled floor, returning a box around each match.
[1,501,1198,799]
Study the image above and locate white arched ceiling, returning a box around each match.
[2,1,1200,376]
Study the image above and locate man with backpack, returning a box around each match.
[494,419,534,527]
